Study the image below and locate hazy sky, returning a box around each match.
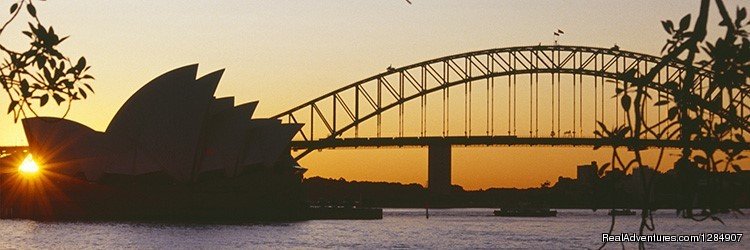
[1,0,748,189]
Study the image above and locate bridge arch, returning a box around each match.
[273,45,745,159]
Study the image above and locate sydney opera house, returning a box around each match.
[0,65,307,221]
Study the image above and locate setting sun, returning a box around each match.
[18,154,39,174]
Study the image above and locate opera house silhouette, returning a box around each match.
[1,65,308,221]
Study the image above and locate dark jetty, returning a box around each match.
[607,209,636,216]
[493,207,557,217]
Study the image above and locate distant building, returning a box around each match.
[630,165,657,194]
[577,161,598,184]
[604,168,625,178]
[556,176,576,187]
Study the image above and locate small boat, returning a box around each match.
[608,209,636,216]
[493,207,557,217]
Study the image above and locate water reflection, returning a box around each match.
[0,209,747,249]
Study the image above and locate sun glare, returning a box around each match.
[19,154,40,174]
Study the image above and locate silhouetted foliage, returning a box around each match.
[594,0,750,249]
[1,0,93,122]
[302,174,749,209]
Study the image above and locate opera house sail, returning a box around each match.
[0,65,307,221]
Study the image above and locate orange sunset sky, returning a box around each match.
[1,0,748,189]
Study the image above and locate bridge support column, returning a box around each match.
[428,143,451,194]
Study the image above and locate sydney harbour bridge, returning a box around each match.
[272,45,749,192]
[3,45,749,192]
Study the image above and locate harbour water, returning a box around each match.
[0,209,748,249]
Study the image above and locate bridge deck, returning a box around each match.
[5,136,748,155]
[290,136,750,150]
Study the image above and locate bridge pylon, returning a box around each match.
[428,142,451,194]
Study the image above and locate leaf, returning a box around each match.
[694,155,708,164]
[715,123,729,135]
[79,89,87,99]
[664,81,678,91]
[76,57,86,71]
[83,83,95,94]
[668,106,679,120]
[26,3,35,18]
[621,94,631,112]
[40,94,48,106]
[597,121,610,136]
[661,41,670,54]
[20,79,30,97]
[43,67,52,83]
[10,3,18,13]
[27,21,35,33]
[35,56,45,69]
[52,93,64,105]
[705,42,715,52]
[616,127,630,138]
[7,101,18,114]
[654,100,670,106]
[598,163,611,176]
[732,164,743,172]
[737,7,747,28]
[678,14,691,32]
[661,20,674,34]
